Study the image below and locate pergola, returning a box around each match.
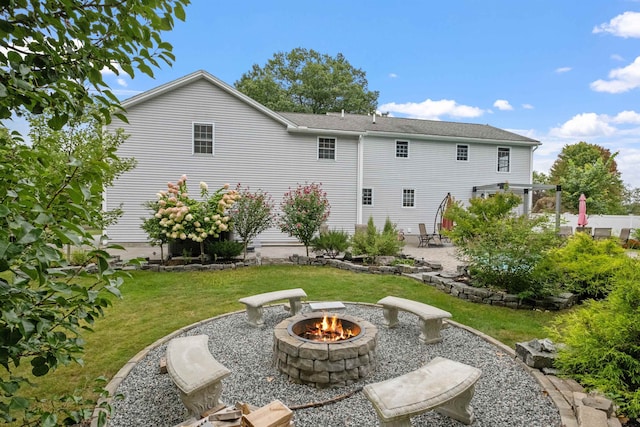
[471,183,562,228]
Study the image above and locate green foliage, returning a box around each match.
[205,240,244,260]
[0,0,189,128]
[446,192,560,297]
[279,183,330,256]
[536,233,626,299]
[141,200,170,262]
[69,249,93,266]
[351,217,404,262]
[311,229,350,258]
[547,258,640,418]
[229,186,274,260]
[390,257,415,266]
[234,47,379,114]
[147,176,240,262]
[549,142,624,214]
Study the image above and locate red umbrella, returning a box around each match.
[577,194,588,227]
[441,194,454,231]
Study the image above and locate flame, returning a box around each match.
[301,315,356,342]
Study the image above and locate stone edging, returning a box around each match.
[95,301,577,426]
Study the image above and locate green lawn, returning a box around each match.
[25,264,562,401]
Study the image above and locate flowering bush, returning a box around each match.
[148,175,240,260]
[229,185,275,259]
[279,183,330,256]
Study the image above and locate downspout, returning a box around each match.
[529,145,538,216]
[356,134,364,225]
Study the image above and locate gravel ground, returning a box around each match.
[108,304,561,427]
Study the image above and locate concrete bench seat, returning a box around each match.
[364,357,482,426]
[166,335,231,418]
[377,296,452,344]
[238,288,307,327]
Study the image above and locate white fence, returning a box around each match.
[557,214,639,233]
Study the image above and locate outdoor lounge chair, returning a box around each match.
[418,223,429,248]
[593,228,612,240]
[557,226,573,238]
[619,228,631,246]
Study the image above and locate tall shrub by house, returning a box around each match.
[230,185,275,259]
[279,183,330,256]
[351,216,403,262]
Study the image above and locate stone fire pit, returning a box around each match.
[273,312,378,388]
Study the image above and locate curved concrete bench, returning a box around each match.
[363,357,482,426]
[238,288,307,327]
[166,335,231,418]
[377,296,452,344]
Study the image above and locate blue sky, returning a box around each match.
[10,1,640,187]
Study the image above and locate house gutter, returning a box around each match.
[286,126,363,137]
[364,130,540,147]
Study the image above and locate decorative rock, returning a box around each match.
[576,405,607,427]
[515,339,558,369]
[583,395,614,417]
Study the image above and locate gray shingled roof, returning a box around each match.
[279,112,539,144]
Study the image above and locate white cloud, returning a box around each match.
[593,11,640,38]
[101,62,124,76]
[590,56,640,93]
[378,99,485,120]
[493,99,513,111]
[611,53,625,61]
[522,103,534,110]
[550,113,616,138]
[117,78,127,87]
[611,110,640,124]
[555,67,572,73]
[388,73,398,78]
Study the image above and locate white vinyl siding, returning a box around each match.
[497,147,510,172]
[318,137,336,160]
[396,140,409,158]
[193,122,214,155]
[456,144,468,161]
[362,188,373,206]
[402,188,415,207]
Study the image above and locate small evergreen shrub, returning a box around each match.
[205,240,244,260]
[536,232,626,299]
[69,249,93,266]
[311,229,350,258]
[352,216,403,262]
[547,258,640,418]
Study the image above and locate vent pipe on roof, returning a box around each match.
[341,109,344,118]
[372,112,376,124]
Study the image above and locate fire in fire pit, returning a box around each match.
[274,313,378,388]
[292,314,361,342]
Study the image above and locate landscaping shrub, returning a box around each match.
[351,216,403,262]
[445,191,560,298]
[205,240,244,260]
[69,248,93,266]
[535,232,626,299]
[547,257,640,418]
[311,229,350,258]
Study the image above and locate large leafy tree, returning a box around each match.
[549,142,624,214]
[0,0,188,424]
[235,47,379,114]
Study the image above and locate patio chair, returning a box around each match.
[593,228,612,240]
[418,223,429,248]
[557,226,573,238]
[619,228,631,246]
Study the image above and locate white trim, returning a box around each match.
[395,140,410,159]
[402,188,416,208]
[497,146,511,173]
[192,122,215,156]
[357,135,364,224]
[362,187,374,207]
[317,136,337,161]
[456,143,469,162]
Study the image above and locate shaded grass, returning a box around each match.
[22,265,561,402]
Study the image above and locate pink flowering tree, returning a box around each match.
[279,183,331,256]
[146,175,240,262]
[230,185,275,260]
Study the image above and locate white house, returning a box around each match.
[104,70,539,244]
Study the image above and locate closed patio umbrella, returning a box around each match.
[577,193,588,227]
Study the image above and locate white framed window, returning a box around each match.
[193,123,214,155]
[456,144,469,161]
[497,147,510,172]
[318,137,336,160]
[362,188,373,206]
[396,140,409,158]
[402,188,415,208]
